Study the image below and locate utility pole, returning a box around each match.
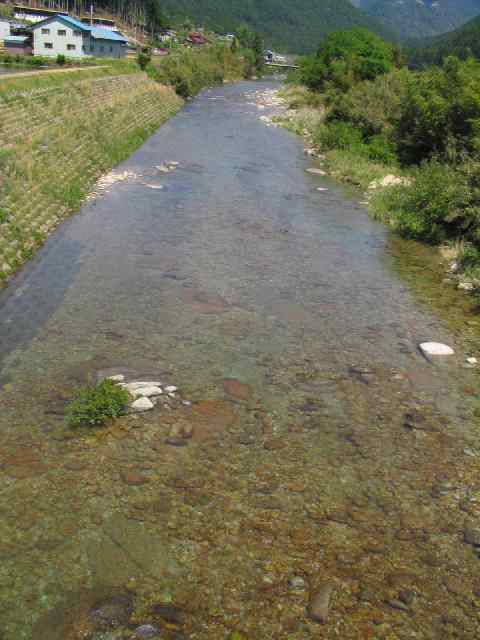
[90,2,93,25]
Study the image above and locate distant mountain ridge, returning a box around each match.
[351,0,480,39]
[157,0,394,52]
[409,13,480,65]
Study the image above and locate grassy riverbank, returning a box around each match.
[279,29,480,291]
[0,71,183,286]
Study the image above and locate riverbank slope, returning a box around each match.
[0,71,183,286]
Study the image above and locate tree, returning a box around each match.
[145,0,167,39]
[300,28,396,92]
[252,32,264,71]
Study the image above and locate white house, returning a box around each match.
[31,14,127,59]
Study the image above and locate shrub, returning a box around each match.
[56,54,66,66]
[65,379,130,428]
[395,57,480,165]
[371,160,477,242]
[314,121,364,151]
[137,47,151,71]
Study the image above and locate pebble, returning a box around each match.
[308,583,334,623]
[122,471,149,486]
[419,342,455,357]
[387,599,409,612]
[131,397,154,412]
[467,357,478,365]
[289,576,307,591]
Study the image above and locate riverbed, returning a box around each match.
[0,80,479,639]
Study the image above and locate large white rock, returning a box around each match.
[131,397,154,412]
[419,342,455,357]
[133,386,163,398]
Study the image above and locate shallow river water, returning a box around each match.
[0,80,480,639]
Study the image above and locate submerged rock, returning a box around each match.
[223,378,252,400]
[306,167,326,176]
[464,520,480,547]
[308,583,334,623]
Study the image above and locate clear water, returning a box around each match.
[0,80,479,639]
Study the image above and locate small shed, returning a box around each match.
[4,35,32,56]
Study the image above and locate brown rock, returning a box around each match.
[122,472,149,486]
[223,378,252,400]
[309,584,335,623]
[263,438,286,451]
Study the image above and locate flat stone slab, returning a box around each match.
[419,342,455,357]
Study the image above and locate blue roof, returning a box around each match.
[91,27,127,42]
[53,15,91,31]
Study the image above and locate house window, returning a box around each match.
[44,42,53,49]
[73,30,82,37]
[57,29,66,36]
[41,28,50,35]
[67,44,75,50]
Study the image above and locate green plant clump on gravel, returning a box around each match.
[66,379,130,428]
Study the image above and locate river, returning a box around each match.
[0,80,479,639]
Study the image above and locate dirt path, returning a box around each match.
[0,64,109,80]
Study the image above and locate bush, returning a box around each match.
[371,160,477,242]
[314,121,364,151]
[56,54,66,66]
[395,57,480,165]
[137,47,151,71]
[65,379,130,428]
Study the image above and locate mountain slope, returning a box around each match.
[409,13,480,66]
[157,0,395,52]
[351,0,480,39]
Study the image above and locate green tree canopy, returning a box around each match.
[300,28,396,92]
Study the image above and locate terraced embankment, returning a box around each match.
[0,73,183,283]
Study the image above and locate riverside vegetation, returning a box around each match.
[0,44,254,286]
[280,27,480,285]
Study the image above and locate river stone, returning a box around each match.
[419,342,455,357]
[134,386,163,398]
[306,167,326,176]
[223,378,252,400]
[464,520,480,546]
[107,374,125,383]
[124,381,163,391]
[308,584,334,623]
[131,397,154,412]
[132,624,160,638]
